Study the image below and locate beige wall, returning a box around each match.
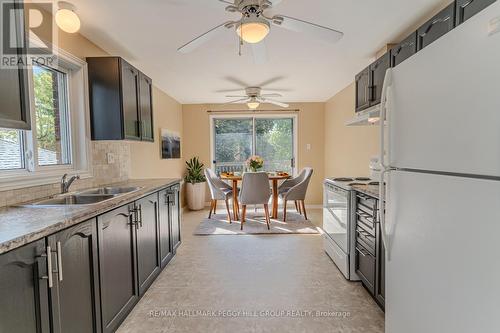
[324,83,379,178]
[129,87,183,179]
[182,103,325,205]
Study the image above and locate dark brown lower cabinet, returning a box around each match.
[0,183,181,333]
[355,244,376,295]
[98,204,139,333]
[168,184,181,252]
[48,219,102,333]
[135,194,161,296]
[0,239,50,333]
[158,189,173,268]
[375,224,386,310]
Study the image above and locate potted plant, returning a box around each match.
[246,155,264,172]
[184,157,206,211]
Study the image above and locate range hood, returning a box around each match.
[345,104,381,126]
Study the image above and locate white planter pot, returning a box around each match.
[186,182,206,211]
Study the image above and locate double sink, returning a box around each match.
[27,186,142,206]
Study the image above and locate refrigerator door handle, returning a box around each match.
[379,168,394,261]
[380,68,393,170]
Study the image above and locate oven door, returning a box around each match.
[323,183,349,253]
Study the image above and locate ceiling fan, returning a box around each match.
[225,86,289,109]
[177,0,344,55]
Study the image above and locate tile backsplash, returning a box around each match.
[0,141,131,208]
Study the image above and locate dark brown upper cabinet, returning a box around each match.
[455,0,496,25]
[390,32,417,67]
[417,4,456,51]
[0,0,31,130]
[138,73,154,142]
[355,67,371,112]
[369,52,390,106]
[87,57,154,142]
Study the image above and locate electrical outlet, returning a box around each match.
[489,16,500,36]
[107,153,115,164]
[306,144,311,151]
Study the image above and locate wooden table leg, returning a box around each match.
[272,179,279,219]
[232,180,239,220]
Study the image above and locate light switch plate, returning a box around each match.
[107,153,115,164]
[489,16,500,36]
[306,144,311,150]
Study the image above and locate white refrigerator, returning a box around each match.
[379,2,500,333]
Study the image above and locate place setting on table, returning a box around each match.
[194,156,318,236]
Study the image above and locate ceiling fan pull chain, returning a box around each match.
[239,28,243,56]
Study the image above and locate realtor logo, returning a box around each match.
[1,0,56,68]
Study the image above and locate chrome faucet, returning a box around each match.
[61,174,80,194]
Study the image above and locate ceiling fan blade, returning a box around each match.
[270,0,284,6]
[258,76,285,88]
[251,40,268,65]
[178,21,236,53]
[270,15,344,44]
[260,97,289,108]
[260,93,283,98]
[225,98,251,105]
[225,95,248,98]
[215,88,245,93]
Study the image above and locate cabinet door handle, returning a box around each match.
[138,204,143,228]
[56,241,63,282]
[39,246,53,288]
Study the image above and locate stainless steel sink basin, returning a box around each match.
[77,186,142,195]
[30,194,116,206]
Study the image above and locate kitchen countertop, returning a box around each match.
[0,178,181,255]
[351,184,380,199]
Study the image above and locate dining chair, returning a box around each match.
[279,167,313,221]
[204,169,233,223]
[239,172,272,230]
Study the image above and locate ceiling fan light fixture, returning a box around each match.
[247,100,260,109]
[55,2,80,33]
[236,17,270,44]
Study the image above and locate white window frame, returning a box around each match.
[209,113,298,175]
[0,38,92,191]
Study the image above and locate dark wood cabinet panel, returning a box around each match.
[355,67,371,112]
[139,73,154,142]
[87,57,124,140]
[158,189,173,268]
[0,239,50,333]
[97,205,138,333]
[0,0,31,130]
[390,32,417,67]
[369,53,390,106]
[87,57,154,142]
[456,0,496,25]
[135,194,161,296]
[48,219,101,333]
[169,185,182,252]
[375,223,385,310]
[121,60,141,140]
[355,244,376,295]
[417,4,456,51]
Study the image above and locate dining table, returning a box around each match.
[220,172,291,220]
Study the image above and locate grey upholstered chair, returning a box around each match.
[239,172,272,230]
[278,167,313,221]
[204,169,233,223]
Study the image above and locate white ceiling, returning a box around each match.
[70,0,449,104]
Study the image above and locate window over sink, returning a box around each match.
[0,42,92,190]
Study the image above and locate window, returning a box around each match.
[0,129,24,170]
[0,41,91,190]
[33,64,71,166]
[211,115,297,175]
